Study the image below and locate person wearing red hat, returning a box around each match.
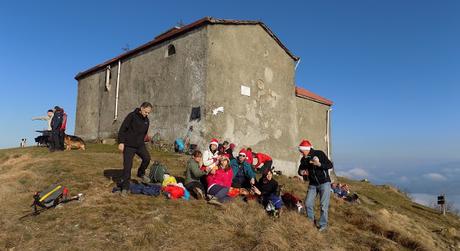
[202,138,220,170]
[297,139,333,232]
[230,149,256,189]
[253,152,273,174]
[245,148,254,167]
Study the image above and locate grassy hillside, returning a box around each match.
[0,144,459,251]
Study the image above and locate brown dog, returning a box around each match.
[64,134,86,150]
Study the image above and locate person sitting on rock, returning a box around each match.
[230,149,256,189]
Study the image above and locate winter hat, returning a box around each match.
[229,143,236,150]
[298,140,312,151]
[221,153,230,161]
[209,138,219,146]
[238,149,247,157]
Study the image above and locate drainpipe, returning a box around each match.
[114,60,121,121]
[326,108,332,158]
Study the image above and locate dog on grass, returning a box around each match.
[20,138,27,148]
[64,134,86,150]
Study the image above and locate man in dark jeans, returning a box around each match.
[118,102,153,196]
[50,106,65,152]
[297,139,333,232]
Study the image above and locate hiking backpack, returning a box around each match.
[33,184,68,209]
[148,161,169,183]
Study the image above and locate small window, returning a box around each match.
[166,44,176,57]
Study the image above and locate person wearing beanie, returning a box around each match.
[206,153,234,204]
[254,169,283,214]
[230,149,256,189]
[297,139,333,232]
[253,151,273,174]
[185,150,206,200]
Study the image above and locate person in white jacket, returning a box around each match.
[32,109,54,131]
[202,138,221,171]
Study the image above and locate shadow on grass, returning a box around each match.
[103,169,123,184]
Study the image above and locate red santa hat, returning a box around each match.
[238,149,247,157]
[209,138,219,146]
[221,153,231,161]
[298,140,312,151]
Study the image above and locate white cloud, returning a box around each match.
[337,168,369,179]
[411,193,435,207]
[399,176,409,182]
[423,173,447,182]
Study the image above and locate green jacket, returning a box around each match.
[185,159,206,184]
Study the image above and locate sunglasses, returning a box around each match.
[238,154,246,157]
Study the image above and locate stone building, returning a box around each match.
[74,17,333,176]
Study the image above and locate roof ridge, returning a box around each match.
[75,17,299,80]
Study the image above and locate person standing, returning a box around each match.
[58,107,67,150]
[297,139,333,232]
[50,106,65,152]
[118,102,153,195]
[32,109,54,131]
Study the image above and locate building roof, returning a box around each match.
[75,17,299,80]
[295,86,333,106]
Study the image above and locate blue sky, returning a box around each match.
[1,1,459,208]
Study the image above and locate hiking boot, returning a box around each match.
[193,187,205,200]
[207,197,223,207]
[318,226,327,232]
[138,175,151,184]
[120,190,129,197]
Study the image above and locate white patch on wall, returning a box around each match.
[212,106,224,115]
[264,67,273,83]
[272,158,298,177]
[241,85,251,96]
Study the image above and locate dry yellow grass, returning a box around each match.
[0,144,459,251]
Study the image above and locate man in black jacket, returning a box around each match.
[50,106,64,152]
[118,102,153,194]
[297,139,333,232]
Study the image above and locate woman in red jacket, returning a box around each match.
[206,154,233,204]
[254,152,273,174]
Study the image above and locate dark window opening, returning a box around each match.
[167,44,176,57]
[190,107,201,121]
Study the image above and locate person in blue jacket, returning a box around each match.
[230,149,256,189]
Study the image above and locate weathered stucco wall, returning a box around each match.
[75,27,208,145]
[204,24,301,175]
[295,97,330,154]
[75,72,105,139]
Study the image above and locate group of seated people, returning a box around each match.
[184,138,282,212]
[331,183,359,203]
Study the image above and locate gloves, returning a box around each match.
[310,156,321,167]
